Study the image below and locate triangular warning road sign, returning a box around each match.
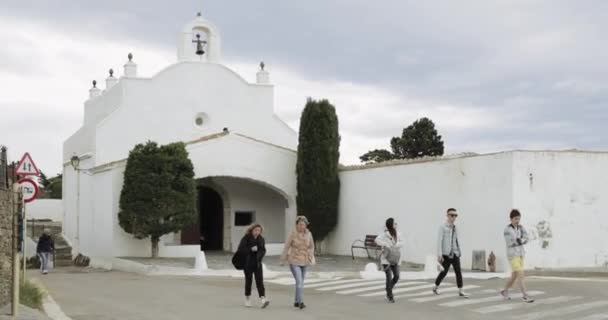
[16,152,40,176]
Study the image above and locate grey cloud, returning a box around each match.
[2,0,607,166]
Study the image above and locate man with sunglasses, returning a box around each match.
[432,208,469,298]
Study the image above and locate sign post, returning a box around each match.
[16,152,40,285]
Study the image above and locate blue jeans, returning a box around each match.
[38,252,50,272]
[289,264,307,303]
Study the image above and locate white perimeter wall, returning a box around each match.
[27,199,62,222]
[328,153,515,271]
[512,151,608,268]
[328,151,608,270]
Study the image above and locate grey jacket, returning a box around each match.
[437,223,461,258]
[504,224,529,259]
[375,230,403,265]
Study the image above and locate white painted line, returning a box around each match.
[440,290,544,307]
[410,289,495,303]
[359,284,436,297]
[317,280,385,291]
[475,296,583,314]
[516,301,608,320]
[576,313,608,320]
[529,276,608,283]
[336,281,426,295]
[267,277,341,285]
[396,285,479,299]
[304,279,368,288]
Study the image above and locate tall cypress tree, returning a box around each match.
[296,98,341,248]
[118,141,197,257]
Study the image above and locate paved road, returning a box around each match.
[38,268,608,320]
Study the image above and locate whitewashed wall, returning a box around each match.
[328,153,515,271]
[512,151,608,269]
[328,151,608,271]
[94,62,296,166]
[27,199,62,222]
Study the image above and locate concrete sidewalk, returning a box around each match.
[0,304,51,320]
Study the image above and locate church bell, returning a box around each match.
[194,34,206,56]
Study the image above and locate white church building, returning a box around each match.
[63,14,608,272]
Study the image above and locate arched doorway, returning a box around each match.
[181,186,224,250]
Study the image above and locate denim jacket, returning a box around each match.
[437,223,461,258]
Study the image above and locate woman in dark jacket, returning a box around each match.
[237,223,269,308]
[37,228,54,274]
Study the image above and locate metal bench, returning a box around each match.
[351,234,382,260]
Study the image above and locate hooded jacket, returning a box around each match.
[37,234,54,253]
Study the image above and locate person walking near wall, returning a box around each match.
[501,209,535,303]
[280,216,315,310]
[432,208,469,298]
[236,224,269,308]
[375,218,402,303]
[37,228,54,275]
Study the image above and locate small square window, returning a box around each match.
[234,211,255,226]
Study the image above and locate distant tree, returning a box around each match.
[359,149,395,164]
[38,172,50,188]
[46,174,62,199]
[296,98,341,249]
[118,141,197,257]
[360,117,444,163]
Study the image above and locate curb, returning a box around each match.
[42,294,72,320]
[28,278,72,320]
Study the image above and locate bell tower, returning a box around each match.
[177,12,222,62]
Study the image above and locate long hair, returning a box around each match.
[245,223,264,236]
[385,218,397,239]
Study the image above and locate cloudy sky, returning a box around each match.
[1,0,606,176]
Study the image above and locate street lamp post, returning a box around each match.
[70,154,81,253]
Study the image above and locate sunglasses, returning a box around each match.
[448,214,458,218]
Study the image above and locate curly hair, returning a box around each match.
[245,223,264,235]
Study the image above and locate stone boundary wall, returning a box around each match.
[0,188,16,306]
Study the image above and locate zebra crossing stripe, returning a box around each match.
[515,300,608,320]
[396,285,480,299]
[267,277,341,285]
[359,284,437,297]
[440,290,545,307]
[304,279,370,289]
[411,289,496,303]
[317,280,386,291]
[474,296,583,314]
[336,281,426,295]
[576,313,608,320]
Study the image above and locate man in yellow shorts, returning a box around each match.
[501,209,534,303]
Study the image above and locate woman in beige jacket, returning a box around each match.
[280,216,315,309]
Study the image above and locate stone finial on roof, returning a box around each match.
[256,61,270,84]
[89,80,101,98]
[124,53,137,77]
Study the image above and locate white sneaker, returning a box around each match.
[260,297,270,308]
[245,297,252,308]
[523,295,535,303]
[500,290,511,300]
[459,291,470,298]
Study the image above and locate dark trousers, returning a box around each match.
[435,255,463,288]
[244,267,265,297]
[382,264,400,298]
